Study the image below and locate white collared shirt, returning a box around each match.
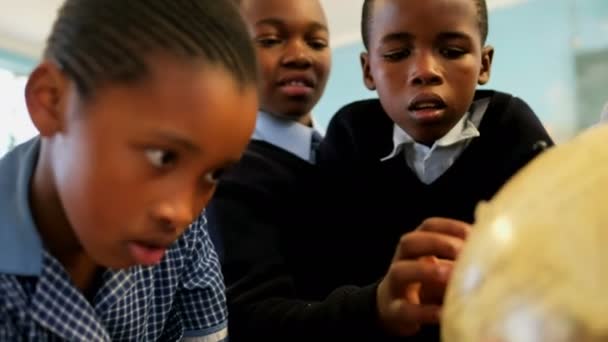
[381,98,490,184]
[252,111,322,163]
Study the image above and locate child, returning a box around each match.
[204,0,333,339]
[0,0,258,341]
[317,0,553,340]
[207,0,472,341]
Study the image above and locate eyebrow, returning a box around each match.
[152,131,200,153]
[380,32,414,45]
[255,18,329,33]
[437,31,473,42]
[380,31,473,45]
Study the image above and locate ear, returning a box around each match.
[360,51,376,91]
[478,45,494,85]
[25,62,70,137]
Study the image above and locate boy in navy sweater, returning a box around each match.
[317,0,553,340]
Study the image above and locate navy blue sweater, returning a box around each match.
[208,90,553,341]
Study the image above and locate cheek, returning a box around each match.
[315,53,332,84]
[256,51,279,86]
[446,58,481,85]
[375,66,405,93]
[58,139,145,236]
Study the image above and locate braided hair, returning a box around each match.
[44,0,258,99]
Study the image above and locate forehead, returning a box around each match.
[369,0,480,44]
[241,0,327,28]
[82,57,257,159]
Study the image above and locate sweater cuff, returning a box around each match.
[346,282,387,337]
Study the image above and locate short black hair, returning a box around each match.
[44,0,258,99]
[361,0,489,49]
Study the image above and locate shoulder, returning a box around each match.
[479,89,552,144]
[320,99,394,163]
[476,90,554,172]
[326,98,388,133]
[479,90,542,128]
[217,141,313,193]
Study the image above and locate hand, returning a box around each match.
[376,218,471,336]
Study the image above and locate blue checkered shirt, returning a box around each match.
[0,139,228,341]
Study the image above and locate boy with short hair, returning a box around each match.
[318,0,553,340]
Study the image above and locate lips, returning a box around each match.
[277,74,315,88]
[277,74,315,97]
[407,93,447,122]
[408,93,447,111]
[128,240,172,266]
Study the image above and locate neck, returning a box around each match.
[267,111,313,127]
[297,113,313,127]
[29,142,100,292]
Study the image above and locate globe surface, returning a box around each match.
[442,124,608,342]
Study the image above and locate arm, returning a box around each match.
[207,172,470,340]
[0,281,22,340]
[174,214,228,342]
[206,178,392,341]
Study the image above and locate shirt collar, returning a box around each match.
[0,137,44,276]
[381,97,489,161]
[252,111,321,162]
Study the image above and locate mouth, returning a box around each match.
[277,75,315,97]
[128,240,171,266]
[408,93,447,121]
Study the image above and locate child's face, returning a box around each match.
[37,58,257,268]
[241,0,331,120]
[361,0,493,144]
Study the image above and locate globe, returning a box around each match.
[442,124,608,342]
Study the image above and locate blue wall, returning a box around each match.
[0,48,36,75]
[314,0,608,141]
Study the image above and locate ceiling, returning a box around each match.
[0,0,526,59]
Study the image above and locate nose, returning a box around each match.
[281,40,312,69]
[154,188,206,235]
[408,51,442,86]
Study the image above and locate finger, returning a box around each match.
[402,302,441,325]
[417,217,472,240]
[395,231,465,260]
[421,259,456,304]
[419,280,448,305]
[393,300,441,336]
[387,260,449,295]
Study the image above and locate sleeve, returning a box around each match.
[174,214,228,342]
[205,175,399,341]
[0,280,21,340]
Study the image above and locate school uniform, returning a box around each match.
[205,111,326,341]
[0,138,228,341]
[314,89,554,341]
[208,90,553,341]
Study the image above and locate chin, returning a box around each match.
[276,109,310,122]
[94,255,136,270]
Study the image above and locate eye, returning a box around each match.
[382,48,411,61]
[204,168,226,185]
[256,37,282,48]
[440,47,466,59]
[145,148,177,168]
[308,39,328,50]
